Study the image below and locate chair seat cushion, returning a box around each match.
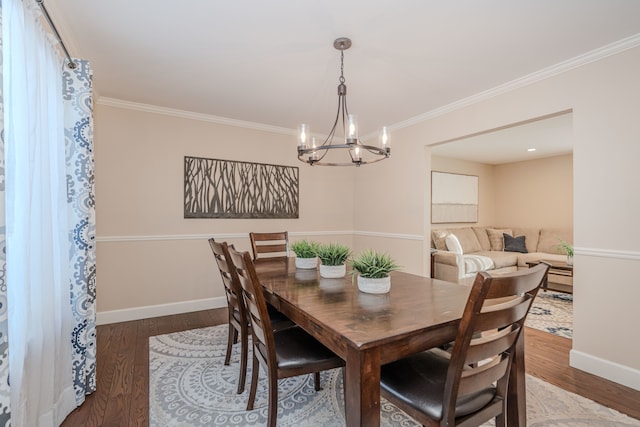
[274,327,344,370]
[380,348,496,420]
[267,304,295,331]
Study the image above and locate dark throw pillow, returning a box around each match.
[503,233,528,253]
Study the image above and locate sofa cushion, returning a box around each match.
[453,228,482,253]
[487,228,512,251]
[475,251,519,269]
[510,228,540,254]
[472,227,491,251]
[503,234,528,253]
[537,228,573,254]
[432,229,449,251]
[445,233,463,254]
[463,254,495,274]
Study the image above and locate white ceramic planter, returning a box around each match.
[319,264,346,278]
[295,257,318,269]
[566,255,573,266]
[357,275,391,294]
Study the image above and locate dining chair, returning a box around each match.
[249,231,289,261]
[380,263,549,427]
[208,238,293,394]
[228,246,345,427]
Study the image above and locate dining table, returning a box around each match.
[254,258,527,426]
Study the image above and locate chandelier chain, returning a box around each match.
[339,50,345,84]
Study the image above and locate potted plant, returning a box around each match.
[291,240,319,269]
[316,243,351,278]
[350,250,400,294]
[556,239,574,266]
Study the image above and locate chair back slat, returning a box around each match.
[484,266,548,299]
[440,263,549,424]
[473,297,532,332]
[209,239,246,324]
[458,355,510,396]
[249,231,290,260]
[228,246,276,365]
[465,325,520,365]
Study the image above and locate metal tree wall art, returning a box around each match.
[184,156,299,219]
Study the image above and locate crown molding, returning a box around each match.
[98,34,640,139]
[96,97,296,136]
[390,33,640,131]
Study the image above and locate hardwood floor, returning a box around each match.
[61,309,640,426]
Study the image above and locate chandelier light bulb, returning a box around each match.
[380,126,390,152]
[347,114,358,143]
[298,124,309,148]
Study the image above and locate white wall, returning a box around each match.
[354,46,640,390]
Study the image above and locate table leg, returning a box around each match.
[507,330,527,426]
[344,345,381,426]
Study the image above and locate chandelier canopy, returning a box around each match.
[297,37,390,166]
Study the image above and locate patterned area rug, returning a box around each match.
[149,325,640,426]
[525,291,573,338]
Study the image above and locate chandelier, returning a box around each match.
[297,37,390,166]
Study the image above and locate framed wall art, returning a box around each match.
[184,156,299,219]
[431,171,478,223]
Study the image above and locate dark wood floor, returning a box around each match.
[61,308,640,426]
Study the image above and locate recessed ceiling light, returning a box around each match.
[527,148,537,152]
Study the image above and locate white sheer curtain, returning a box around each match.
[3,0,77,425]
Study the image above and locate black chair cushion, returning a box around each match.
[266,304,295,331]
[380,348,496,420]
[274,327,344,370]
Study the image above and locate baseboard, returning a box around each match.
[570,349,640,391]
[96,297,228,325]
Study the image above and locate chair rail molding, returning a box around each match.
[575,247,640,261]
[96,230,424,243]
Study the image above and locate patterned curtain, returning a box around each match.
[64,59,97,405]
[0,2,9,425]
[0,0,96,423]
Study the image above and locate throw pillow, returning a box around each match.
[431,229,449,251]
[487,228,512,251]
[503,233,528,253]
[445,233,463,254]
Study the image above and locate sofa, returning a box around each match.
[431,226,573,286]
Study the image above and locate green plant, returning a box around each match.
[350,249,400,279]
[556,239,574,257]
[316,243,351,266]
[290,240,319,259]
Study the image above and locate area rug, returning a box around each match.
[525,291,573,338]
[150,325,640,426]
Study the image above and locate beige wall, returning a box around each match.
[494,154,573,229]
[353,46,640,390]
[95,104,356,319]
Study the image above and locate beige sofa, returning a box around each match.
[431,226,573,286]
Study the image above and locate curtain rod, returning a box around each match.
[36,0,77,69]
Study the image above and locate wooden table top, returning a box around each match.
[255,258,471,352]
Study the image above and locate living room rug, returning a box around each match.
[525,291,573,338]
[149,325,639,426]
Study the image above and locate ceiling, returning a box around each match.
[431,112,574,165]
[46,1,640,162]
